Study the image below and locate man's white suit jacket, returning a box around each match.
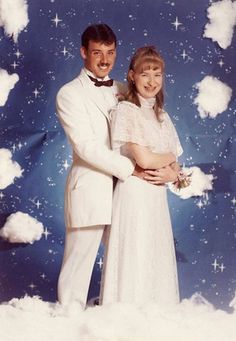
[56,68,134,228]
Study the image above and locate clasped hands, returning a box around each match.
[133,162,180,185]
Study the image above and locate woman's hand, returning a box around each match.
[144,164,179,185]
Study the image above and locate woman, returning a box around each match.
[101,46,183,306]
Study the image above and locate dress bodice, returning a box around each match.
[110,98,183,159]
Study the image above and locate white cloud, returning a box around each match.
[0,293,236,341]
[194,76,232,119]
[0,148,23,189]
[0,69,19,107]
[168,166,214,199]
[0,211,44,244]
[203,0,236,49]
[0,0,29,42]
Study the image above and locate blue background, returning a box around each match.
[0,0,235,311]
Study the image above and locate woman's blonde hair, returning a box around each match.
[126,46,165,121]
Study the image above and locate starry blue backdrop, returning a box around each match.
[0,0,235,310]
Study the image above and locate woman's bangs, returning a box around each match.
[135,56,164,73]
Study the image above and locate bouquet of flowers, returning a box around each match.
[168,166,213,199]
[173,169,192,190]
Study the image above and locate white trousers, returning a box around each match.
[57,225,109,309]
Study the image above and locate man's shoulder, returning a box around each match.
[57,73,86,102]
[58,75,82,93]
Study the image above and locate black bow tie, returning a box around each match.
[88,75,113,87]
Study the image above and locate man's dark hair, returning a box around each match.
[81,24,116,49]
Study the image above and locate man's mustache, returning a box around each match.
[99,63,110,67]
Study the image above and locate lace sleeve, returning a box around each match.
[110,101,155,150]
[163,112,183,157]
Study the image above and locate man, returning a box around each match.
[56,23,177,310]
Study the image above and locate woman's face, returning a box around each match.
[130,67,163,99]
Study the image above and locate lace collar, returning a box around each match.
[138,94,156,109]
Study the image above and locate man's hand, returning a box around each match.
[144,164,179,185]
[132,164,146,179]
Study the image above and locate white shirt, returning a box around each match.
[84,68,117,112]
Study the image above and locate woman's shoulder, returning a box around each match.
[160,110,179,132]
[117,100,140,111]
[111,100,142,125]
[113,101,141,119]
[160,109,171,122]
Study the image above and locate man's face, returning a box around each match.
[80,40,116,79]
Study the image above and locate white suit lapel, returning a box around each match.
[79,69,117,121]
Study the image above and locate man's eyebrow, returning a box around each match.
[91,48,115,53]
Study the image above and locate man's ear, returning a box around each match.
[80,46,87,60]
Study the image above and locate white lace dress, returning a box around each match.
[101,96,183,306]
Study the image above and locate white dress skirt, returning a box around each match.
[101,97,183,306]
